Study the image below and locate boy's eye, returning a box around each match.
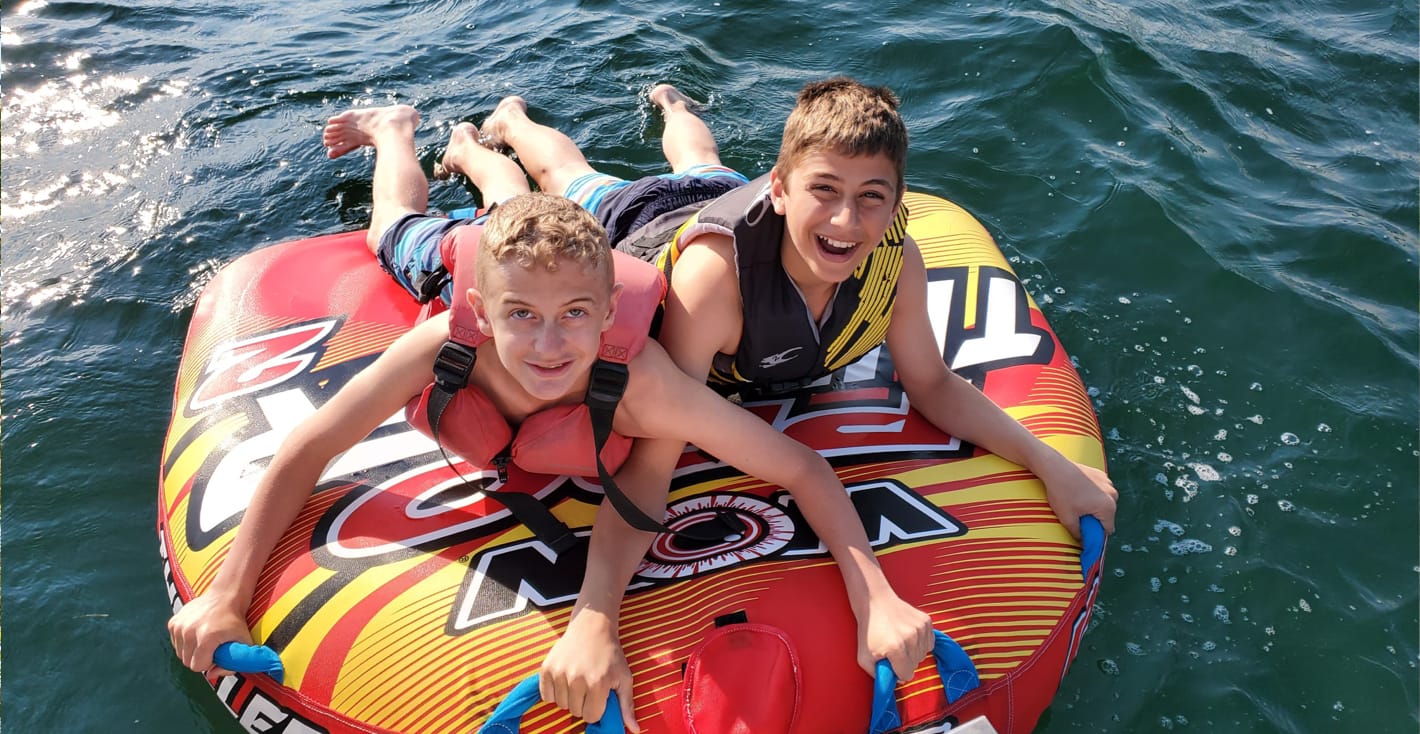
[509,308,534,320]
[565,307,588,319]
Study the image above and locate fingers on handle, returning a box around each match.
[575,683,599,722]
[618,680,641,734]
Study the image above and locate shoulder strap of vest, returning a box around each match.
[599,250,664,363]
[444,224,492,347]
[426,223,487,424]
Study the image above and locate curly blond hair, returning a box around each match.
[476,192,612,288]
[775,77,908,198]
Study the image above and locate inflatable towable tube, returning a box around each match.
[158,192,1108,734]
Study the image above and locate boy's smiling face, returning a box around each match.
[471,257,619,402]
[770,149,900,288]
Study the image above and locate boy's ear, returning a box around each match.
[467,288,495,337]
[769,168,788,215]
[601,282,625,333]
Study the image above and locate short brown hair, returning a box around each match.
[477,192,613,288]
[774,77,907,196]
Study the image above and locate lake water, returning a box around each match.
[3,1,1416,732]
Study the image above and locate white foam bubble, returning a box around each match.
[1169,539,1213,555]
[1154,519,1186,536]
[1189,463,1220,481]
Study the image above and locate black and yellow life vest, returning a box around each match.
[649,174,909,393]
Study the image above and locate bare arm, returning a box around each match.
[887,238,1118,536]
[617,344,934,679]
[168,315,450,673]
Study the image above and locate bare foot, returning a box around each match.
[322,105,420,159]
[649,84,700,114]
[434,122,485,180]
[479,96,528,153]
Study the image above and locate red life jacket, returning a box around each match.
[404,223,664,478]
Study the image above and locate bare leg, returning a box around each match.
[480,96,599,196]
[322,105,427,254]
[649,84,723,173]
[436,122,531,206]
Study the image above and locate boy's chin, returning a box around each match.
[519,379,575,401]
[516,368,587,401]
[806,257,862,284]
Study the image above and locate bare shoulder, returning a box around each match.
[662,232,742,361]
[900,233,925,269]
[386,313,453,364]
[893,235,927,303]
[614,342,685,438]
[670,231,737,290]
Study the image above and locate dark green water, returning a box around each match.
[3,1,1416,732]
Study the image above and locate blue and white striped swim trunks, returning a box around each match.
[563,165,749,246]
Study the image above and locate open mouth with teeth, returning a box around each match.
[816,234,859,261]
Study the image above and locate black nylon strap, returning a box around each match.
[477,466,578,554]
[586,360,745,543]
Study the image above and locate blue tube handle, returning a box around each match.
[212,642,285,684]
[868,629,980,734]
[479,674,624,734]
[1079,514,1106,582]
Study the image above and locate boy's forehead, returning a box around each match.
[481,257,613,300]
[790,149,898,186]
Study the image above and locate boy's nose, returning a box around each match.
[533,323,566,352]
[830,199,859,229]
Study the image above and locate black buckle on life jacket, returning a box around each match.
[432,341,477,390]
[586,360,630,407]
